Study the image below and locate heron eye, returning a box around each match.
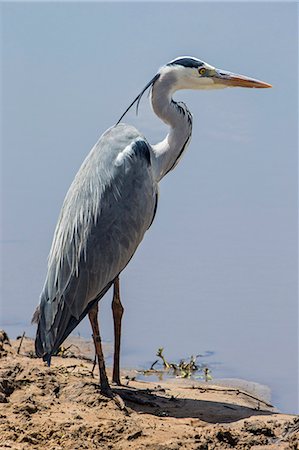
[198,68,206,76]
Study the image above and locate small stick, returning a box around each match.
[150,359,159,370]
[91,355,97,377]
[185,385,274,408]
[17,331,26,354]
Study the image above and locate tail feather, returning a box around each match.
[34,281,114,360]
[43,354,52,366]
[31,305,40,324]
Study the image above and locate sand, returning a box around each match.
[0,332,298,449]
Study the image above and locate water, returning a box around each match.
[2,315,297,414]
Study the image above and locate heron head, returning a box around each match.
[116,56,271,124]
[163,56,272,90]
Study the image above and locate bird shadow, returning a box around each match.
[113,385,276,424]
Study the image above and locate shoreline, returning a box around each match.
[0,333,298,449]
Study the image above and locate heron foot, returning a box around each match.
[99,383,114,398]
[112,378,122,386]
[100,385,128,412]
[111,392,127,412]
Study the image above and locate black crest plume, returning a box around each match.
[116,73,160,125]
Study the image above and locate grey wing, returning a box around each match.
[35,124,158,358]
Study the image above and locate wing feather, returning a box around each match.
[35,124,158,357]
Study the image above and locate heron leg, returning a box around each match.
[88,303,111,394]
[112,276,124,385]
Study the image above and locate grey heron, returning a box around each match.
[33,56,271,398]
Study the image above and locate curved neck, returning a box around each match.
[150,71,193,182]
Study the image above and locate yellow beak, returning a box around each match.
[214,69,272,88]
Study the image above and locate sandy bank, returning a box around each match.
[0,333,297,449]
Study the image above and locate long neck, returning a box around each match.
[150,72,193,182]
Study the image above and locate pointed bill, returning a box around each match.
[214,69,272,88]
